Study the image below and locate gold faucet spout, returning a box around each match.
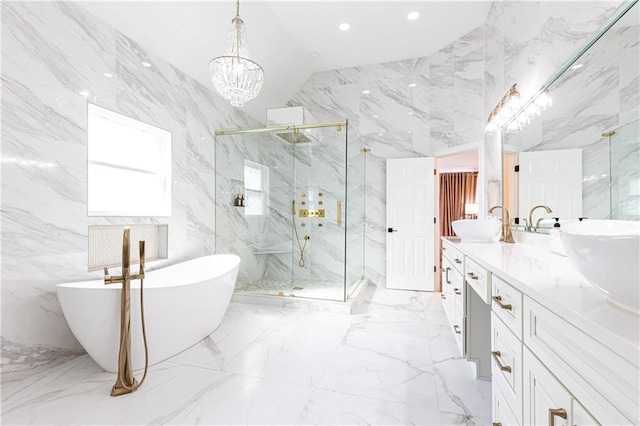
[528,204,552,232]
[488,205,515,244]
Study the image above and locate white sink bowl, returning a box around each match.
[560,220,640,312]
[452,219,501,242]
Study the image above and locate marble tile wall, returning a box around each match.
[1,1,256,375]
[289,1,624,286]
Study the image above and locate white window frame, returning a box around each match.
[244,160,269,216]
[87,103,172,217]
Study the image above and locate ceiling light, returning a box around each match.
[362,89,370,94]
[141,62,152,68]
[571,63,584,70]
[407,11,420,20]
[408,111,414,115]
[104,72,113,78]
[209,0,264,107]
[373,115,378,118]
[339,23,350,31]
[409,83,417,88]
[378,133,383,136]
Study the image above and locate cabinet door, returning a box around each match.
[573,400,599,426]
[493,383,520,426]
[524,348,571,426]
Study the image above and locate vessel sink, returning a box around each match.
[560,220,640,312]
[452,219,501,242]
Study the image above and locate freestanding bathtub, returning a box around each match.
[56,254,240,373]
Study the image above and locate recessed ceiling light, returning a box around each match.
[339,23,350,31]
[378,133,383,136]
[409,83,417,88]
[104,72,113,78]
[141,61,152,68]
[373,115,379,118]
[362,89,370,94]
[408,111,414,115]
[407,11,420,20]
[309,51,320,58]
[571,63,584,70]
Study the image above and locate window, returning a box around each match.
[244,160,269,216]
[87,104,171,216]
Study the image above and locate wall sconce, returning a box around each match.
[485,84,521,133]
[465,203,479,219]
[485,84,553,134]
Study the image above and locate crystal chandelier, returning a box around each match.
[209,0,264,107]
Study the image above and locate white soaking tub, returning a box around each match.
[56,254,240,372]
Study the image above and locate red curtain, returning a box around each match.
[440,172,478,237]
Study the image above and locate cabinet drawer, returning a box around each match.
[524,297,637,425]
[491,275,522,338]
[493,379,521,426]
[491,312,522,423]
[442,242,464,274]
[465,257,491,303]
[441,257,455,291]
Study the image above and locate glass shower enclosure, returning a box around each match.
[215,115,365,302]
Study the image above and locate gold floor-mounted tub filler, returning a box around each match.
[103,227,149,396]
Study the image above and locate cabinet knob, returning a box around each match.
[453,324,461,334]
[454,258,462,264]
[467,272,479,280]
[454,288,461,295]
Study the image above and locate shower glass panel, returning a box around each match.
[215,120,364,302]
[610,119,640,220]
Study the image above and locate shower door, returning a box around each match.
[289,125,348,301]
[215,121,355,302]
[610,119,640,220]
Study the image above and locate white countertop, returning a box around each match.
[443,237,640,367]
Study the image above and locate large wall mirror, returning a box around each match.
[502,1,639,232]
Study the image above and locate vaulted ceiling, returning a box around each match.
[76,1,492,122]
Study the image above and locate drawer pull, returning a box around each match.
[454,288,461,295]
[454,258,462,264]
[492,295,512,311]
[549,408,567,426]
[491,351,512,373]
[492,423,502,426]
[453,324,461,334]
[441,294,447,300]
[467,272,479,280]
[445,267,451,284]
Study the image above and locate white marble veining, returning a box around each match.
[1,288,491,425]
[288,1,622,286]
[1,1,256,371]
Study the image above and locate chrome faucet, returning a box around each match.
[528,204,552,232]
[103,227,147,397]
[488,205,515,243]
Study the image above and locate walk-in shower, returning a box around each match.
[214,108,365,302]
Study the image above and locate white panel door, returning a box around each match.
[519,149,582,221]
[524,348,572,426]
[386,158,435,291]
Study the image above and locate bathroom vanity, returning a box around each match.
[441,237,639,425]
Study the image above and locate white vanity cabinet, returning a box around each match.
[441,239,491,379]
[441,241,465,356]
[442,238,639,426]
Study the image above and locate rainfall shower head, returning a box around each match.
[274,127,320,144]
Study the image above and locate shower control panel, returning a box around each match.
[299,209,325,218]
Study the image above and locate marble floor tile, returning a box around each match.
[317,344,439,408]
[2,290,492,425]
[297,388,442,425]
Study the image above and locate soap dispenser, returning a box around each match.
[549,217,567,256]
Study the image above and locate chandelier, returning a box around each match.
[209,0,264,107]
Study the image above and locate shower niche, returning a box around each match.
[215,107,365,302]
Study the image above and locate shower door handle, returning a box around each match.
[388,228,398,233]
